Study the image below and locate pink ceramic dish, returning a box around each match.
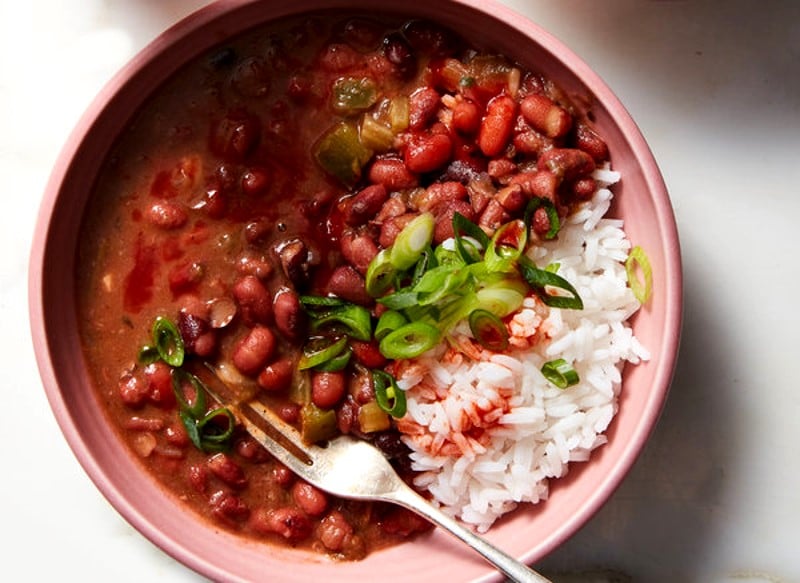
[29,0,682,581]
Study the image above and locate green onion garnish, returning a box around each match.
[365,248,397,297]
[468,309,509,351]
[452,212,489,264]
[524,196,561,240]
[372,370,407,418]
[541,358,579,389]
[152,316,185,368]
[309,303,372,342]
[298,336,349,370]
[379,321,441,359]
[390,212,435,270]
[171,368,207,419]
[625,245,653,304]
[374,310,408,341]
[518,256,583,310]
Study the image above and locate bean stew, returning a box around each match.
[77,13,608,560]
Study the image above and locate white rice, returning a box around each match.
[395,168,649,533]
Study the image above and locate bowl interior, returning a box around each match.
[29,0,681,581]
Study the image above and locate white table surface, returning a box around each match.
[3,1,798,581]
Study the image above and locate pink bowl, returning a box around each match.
[29,0,682,581]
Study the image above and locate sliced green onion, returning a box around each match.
[137,344,160,365]
[377,289,420,310]
[475,280,526,317]
[375,310,408,341]
[310,304,372,341]
[379,321,441,359]
[313,346,352,372]
[541,358,580,389]
[468,309,509,351]
[365,248,397,297]
[433,244,465,269]
[452,212,489,264]
[545,262,561,273]
[411,246,437,286]
[484,219,527,272]
[372,370,407,418]
[300,295,349,309]
[524,196,561,240]
[414,265,469,306]
[518,256,583,310]
[152,316,185,368]
[625,245,653,304]
[192,407,236,452]
[172,369,207,419]
[390,212,435,270]
[298,336,349,370]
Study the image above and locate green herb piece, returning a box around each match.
[379,321,441,359]
[468,308,509,351]
[518,256,583,309]
[372,370,407,418]
[152,316,185,368]
[541,358,580,389]
[298,336,349,371]
[625,245,653,304]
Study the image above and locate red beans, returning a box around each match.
[575,121,609,162]
[478,94,517,157]
[317,510,355,552]
[146,201,187,229]
[257,358,295,392]
[342,184,388,226]
[209,490,250,523]
[142,361,176,408]
[241,167,271,196]
[325,265,371,306]
[408,86,441,130]
[537,147,596,181]
[414,181,467,212]
[273,288,306,340]
[432,199,474,244]
[232,325,276,376]
[311,371,346,409]
[168,261,204,296]
[292,482,329,517]
[520,94,572,139]
[251,507,312,542]
[119,373,149,408]
[452,99,480,134]
[209,110,261,162]
[349,340,387,368]
[207,453,248,489]
[367,157,418,190]
[404,132,452,174]
[340,231,379,274]
[232,275,272,326]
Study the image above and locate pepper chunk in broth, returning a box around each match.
[77,13,608,559]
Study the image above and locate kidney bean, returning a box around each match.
[441,159,483,184]
[168,261,204,296]
[478,198,509,235]
[232,325,276,376]
[276,239,311,288]
[276,403,300,424]
[187,464,208,493]
[292,481,329,517]
[209,110,261,162]
[347,369,375,405]
[575,121,609,162]
[191,184,227,219]
[510,170,559,202]
[146,201,187,230]
[177,310,212,356]
[311,371,346,409]
[571,176,597,199]
[273,288,306,341]
[488,158,517,181]
[379,506,432,536]
[452,98,480,135]
[271,463,294,487]
[243,218,271,245]
[337,396,359,434]
[241,167,271,196]
[318,43,361,72]
[325,265,371,306]
[408,86,441,130]
[375,195,407,222]
[340,230,379,274]
[124,416,165,432]
[251,507,312,542]
[378,213,415,248]
[149,156,201,199]
[257,357,295,392]
[520,94,573,139]
[368,157,418,191]
[342,184,388,226]
[164,422,190,448]
[512,127,552,156]
[382,32,416,79]
[478,94,517,157]
[432,199,474,243]
[318,510,355,552]
[537,147,595,182]
[236,252,273,279]
[350,340,387,369]
[209,490,250,524]
[143,361,176,409]
[404,132,452,174]
[531,206,553,237]
[414,181,467,212]
[494,183,526,213]
[232,275,272,326]
[207,453,248,489]
[235,435,270,463]
[119,373,149,408]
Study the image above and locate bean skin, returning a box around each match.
[575,121,609,162]
[232,275,272,326]
[519,94,572,139]
[292,481,329,517]
[209,490,250,524]
[432,199,474,244]
[273,288,306,341]
[143,361,176,409]
[340,231,379,274]
[311,371,347,409]
[207,453,248,489]
[404,132,452,174]
[367,157,418,190]
[342,184,388,226]
[232,325,276,376]
[325,265,372,306]
[378,213,415,248]
[537,147,595,182]
[452,99,480,134]
[408,86,441,130]
[478,94,517,157]
[146,201,188,229]
[257,357,295,392]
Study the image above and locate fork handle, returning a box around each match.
[391,485,552,583]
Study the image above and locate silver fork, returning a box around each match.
[198,365,551,583]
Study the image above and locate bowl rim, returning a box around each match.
[28,0,682,580]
